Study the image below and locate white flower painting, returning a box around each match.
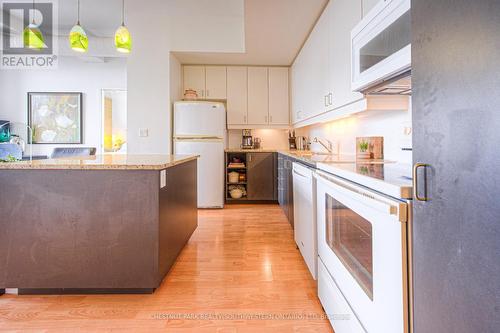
[28,93,82,144]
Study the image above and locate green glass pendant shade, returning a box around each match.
[23,23,45,49]
[115,25,132,53]
[69,24,88,52]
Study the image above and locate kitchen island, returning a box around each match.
[0,154,198,294]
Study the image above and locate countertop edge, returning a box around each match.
[0,155,200,171]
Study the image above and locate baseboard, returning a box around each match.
[17,288,155,295]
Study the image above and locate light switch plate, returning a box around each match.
[139,128,149,137]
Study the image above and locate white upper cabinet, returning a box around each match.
[329,0,363,110]
[183,65,289,128]
[291,48,309,123]
[183,66,227,100]
[226,66,248,126]
[291,0,365,126]
[205,66,227,99]
[268,67,290,125]
[247,67,269,125]
[183,66,206,98]
[315,4,333,114]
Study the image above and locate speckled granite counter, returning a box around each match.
[225,148,282,153]
[0,154,199,170]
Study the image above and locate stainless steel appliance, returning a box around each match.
[241,129,254,149]
[288,130,297,150]
[315,164,411,333]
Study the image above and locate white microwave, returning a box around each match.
[351,0,411,92]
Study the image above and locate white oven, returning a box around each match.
[315,170,410,333]
[351,0,411,92]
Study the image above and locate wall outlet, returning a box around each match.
[139,128,149,137]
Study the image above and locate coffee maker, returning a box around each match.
[241,129,254,149]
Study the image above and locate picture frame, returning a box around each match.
[27,92,83,144]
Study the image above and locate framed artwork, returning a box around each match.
[28,92,83,144]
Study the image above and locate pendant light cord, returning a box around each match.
[122,0,125,26]
[77,0,80,25]
[32,0,35,24]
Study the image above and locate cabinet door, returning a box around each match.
[227,66,248,125]
[247,152,276,201]
[314,3,333,114]
[291,3,330,123]
[205,66,227,99]
[291,54,305,124]
[183,66,206,98]
[268,67,290,125]
[328,0,363,110]
[286,158,294,228]
[247,67,269,125]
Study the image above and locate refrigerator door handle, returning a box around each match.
[413,163,430,201]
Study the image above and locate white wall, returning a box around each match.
[228,129,289,150]
[168,0,245,53]
[296,106,413,163]
[0,57,127,156]
[1,0,246,156]
[125,0,245,155]
[169,53,182,153]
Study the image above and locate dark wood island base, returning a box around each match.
[0,156,198,295]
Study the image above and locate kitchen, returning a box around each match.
[1,0,499,332]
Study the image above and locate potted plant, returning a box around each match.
[358,141,371,159]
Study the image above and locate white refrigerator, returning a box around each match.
[173,101,226,208]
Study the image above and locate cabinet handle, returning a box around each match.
[270,116,273,123]
[265,116,268,123]
[244,115,247,123]
[329,92,333,106]
[324,95,328,107]
[207,90,210,97]
[413,163,430,201]
[200,90,204,98]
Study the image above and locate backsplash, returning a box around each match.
[296,105,412,164]
[227,129,289,150]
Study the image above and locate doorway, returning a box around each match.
[101,89,127,154]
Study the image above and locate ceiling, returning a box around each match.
[1,0,124,37]
[56,0,124,37]
[173,0,328,66]
[3,0,328,65]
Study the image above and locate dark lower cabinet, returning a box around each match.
[278,153,294,228]
[0,289,4,295]
[247,152,277,201]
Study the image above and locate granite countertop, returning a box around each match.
[278,150,367,166]
[278,150,413,199]
[0,154,199,170]
[225,148,281,153]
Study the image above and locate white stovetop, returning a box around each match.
[316,161,413,200]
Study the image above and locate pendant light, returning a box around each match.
[115,0,132,53]
[69,0,88,52]
[23,0,45,49]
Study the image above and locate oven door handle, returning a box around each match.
[314,171,408,223]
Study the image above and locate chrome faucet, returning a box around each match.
[313,137,333,154]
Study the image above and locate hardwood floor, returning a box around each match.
[0,204,332,332]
